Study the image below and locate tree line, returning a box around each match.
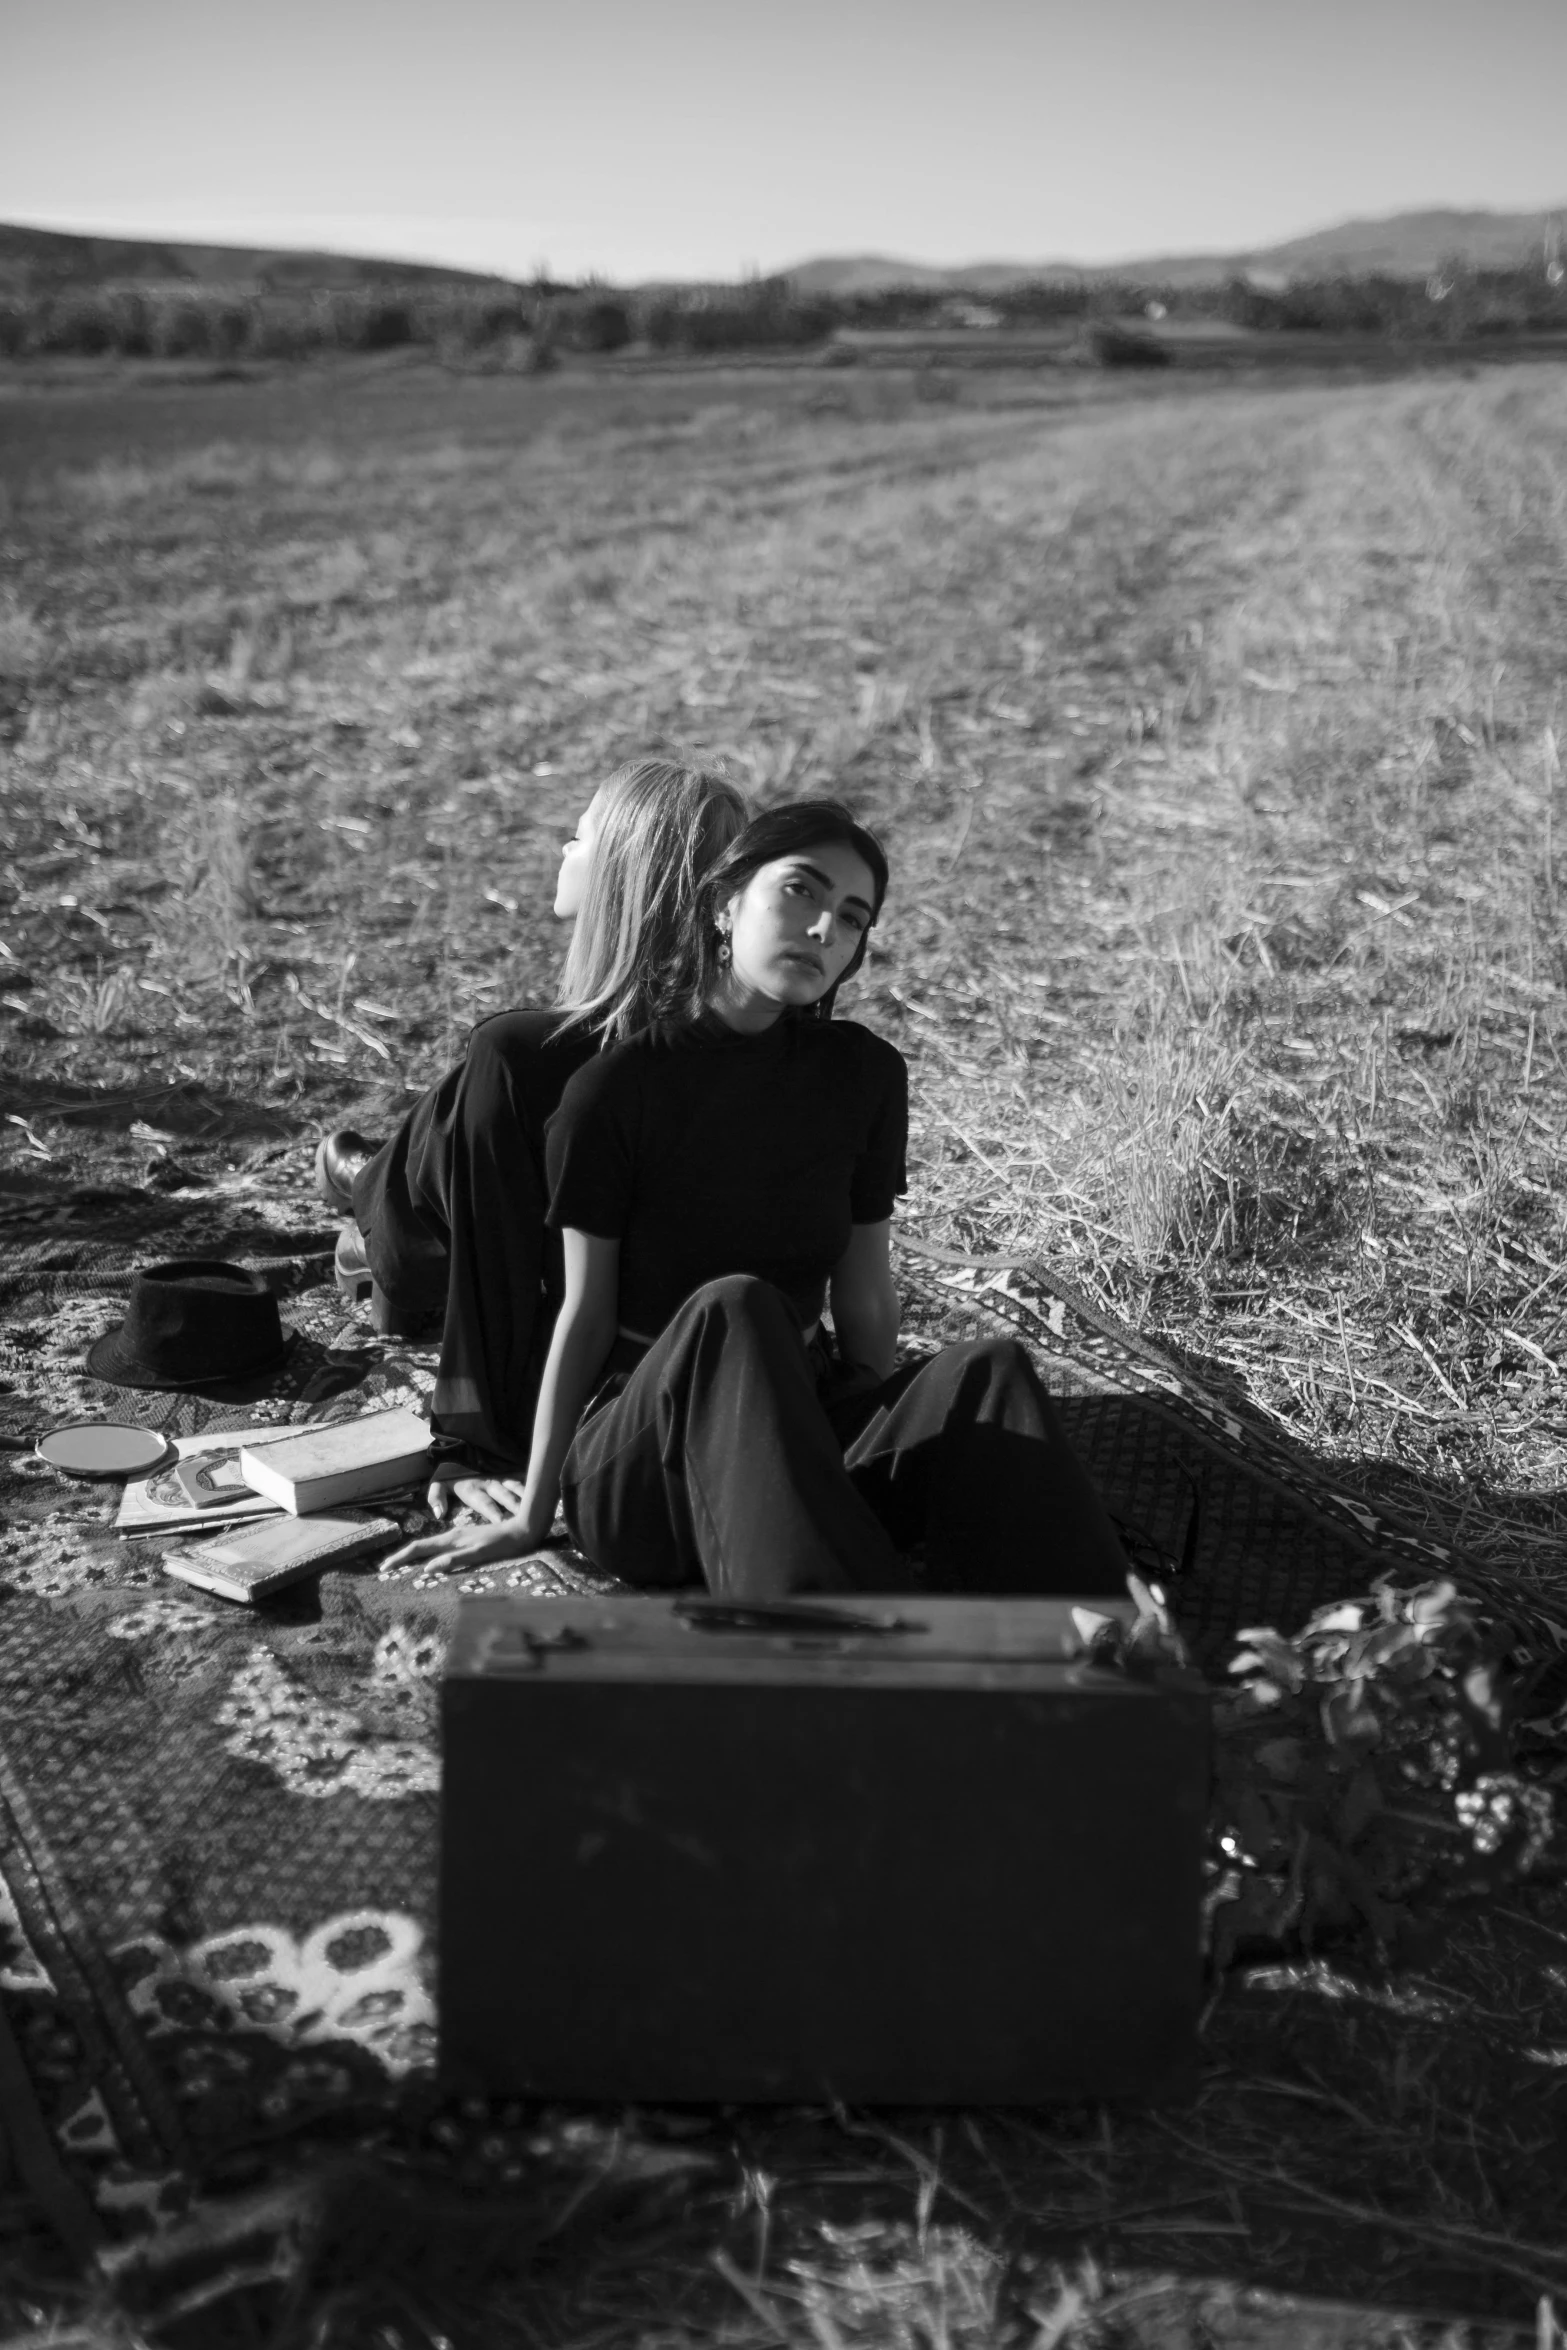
[6,263,1565,363]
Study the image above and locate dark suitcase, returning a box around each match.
[441,1592,1209,2105]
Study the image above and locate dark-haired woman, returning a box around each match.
[384,801,1127,1598]
[317,758,747,1476]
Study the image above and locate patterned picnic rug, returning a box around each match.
[3,1190,1563,2258]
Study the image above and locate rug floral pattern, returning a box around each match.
[0,1207,615,2239]
[3,1210,1562,2247]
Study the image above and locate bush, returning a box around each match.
[446,295,531,349]
[994,279,1092,326]
[34,295,117,356]
[355,300,416,351]
[149,298,215,359]
[1088,322,1171,368]
[109,291,153,356]
[575,299,632,353]
[833,285,946,331]
[644,276,836,354]
[1213,265,1567,341]
[244,297,320,360]
[208,301,253,358]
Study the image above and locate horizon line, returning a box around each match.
[4,195,1566,288]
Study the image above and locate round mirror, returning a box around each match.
[36,1422,178,1479]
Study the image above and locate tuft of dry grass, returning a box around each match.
[0,590,49,680]
[144,781,262,1004]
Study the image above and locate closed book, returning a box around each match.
[164,1512,401,1603]
[239,1408,432,1515]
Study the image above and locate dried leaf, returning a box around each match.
[1321,1682,1381,1752]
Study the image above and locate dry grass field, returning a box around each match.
[5,352,1566,1522]
[3,348,1567,2343]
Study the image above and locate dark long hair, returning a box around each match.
[655,798,890,1027]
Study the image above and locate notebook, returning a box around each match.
[163,1513,402,1603]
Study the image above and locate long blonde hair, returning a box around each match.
[555,759,750,1045]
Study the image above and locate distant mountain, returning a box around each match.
[5,201,1562,306]
[0,220,511,296]
[786,205,1567,294]
[1241,206,1564,279]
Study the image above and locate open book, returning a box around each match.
[115,1430,287,1538]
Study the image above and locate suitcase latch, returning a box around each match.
[672,1597,925,1638]
[474,1623,592,1673]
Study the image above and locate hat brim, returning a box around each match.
[83,1324,298,1397]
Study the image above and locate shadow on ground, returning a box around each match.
[0,1072,304,1145]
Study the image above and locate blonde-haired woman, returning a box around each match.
[319,758,748,1469]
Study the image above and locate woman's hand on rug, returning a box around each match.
[381,1511,547,1577]
[449,1475,531,1523]
[426,1462,528,1522]
[426,1460,466,1521]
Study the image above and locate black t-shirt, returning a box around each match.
[545,1011,909,1337]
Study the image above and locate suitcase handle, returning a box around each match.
[672,1597,925,1637]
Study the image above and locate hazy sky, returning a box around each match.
[6,0,1565,280]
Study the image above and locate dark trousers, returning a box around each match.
[351,1108,453,1319]
[351,1011,595,1468]
[562,1274,1128,1600]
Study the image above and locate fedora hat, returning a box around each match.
[85,1260,294,1393]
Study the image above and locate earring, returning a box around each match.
[716,925,732,970]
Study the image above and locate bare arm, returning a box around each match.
[513,1228,619,1535]
[828,1219,900,1381]
[383,1229,619,1574]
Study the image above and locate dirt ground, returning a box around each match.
[3,347,1567,2343]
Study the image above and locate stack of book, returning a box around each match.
[119,1408,433,1605]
